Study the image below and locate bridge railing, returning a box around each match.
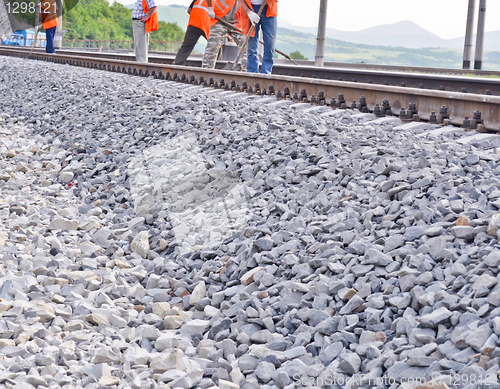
[61,40,183,53]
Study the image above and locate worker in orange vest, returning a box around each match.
[40,0,59,54]
[173,0,211,66]
[131,0,158,63]
[239,0,278,74]
[201,0,246,69]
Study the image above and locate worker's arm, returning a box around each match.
[141,5,157,22]
[187,0,195,14]
[206,0,215,18]
[238,0,251,13]
[238,0,259,25]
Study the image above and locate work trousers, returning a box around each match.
[173,25,206,65]
[247,4,277,74]
[45,26,56,54]
[202,21,247,70]
[132,19,149,63]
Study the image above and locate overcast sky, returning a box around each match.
[120,0,499,40]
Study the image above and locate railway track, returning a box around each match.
[2,46,500,131]
[21,47,500,96]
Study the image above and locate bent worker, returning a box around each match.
[240,0,278,74]
[173,0,211,65]
[201,0,246,70]
[40,0,59,54]
[131,0,158,63]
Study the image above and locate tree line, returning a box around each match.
[63,0,184,41]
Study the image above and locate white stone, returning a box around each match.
[204,305,221,317]
[488,213,500,236]
[131,231,149,258]
[240,267,263,285]
[99,376,121,387]
[164,315,184,329]
[219,379,240,389]
[48,217,79,231]
[179,319,210,335]
[81,363,111,380]
[80,241,102,257]
[60,170,74,183]
[152,302,171,318]
[190,281,206,305]
[150,350,182,373]
[36,301,56,322]
[169,369,204,389]
[86,313,110,326]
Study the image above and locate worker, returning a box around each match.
[40,0,59,54]
[202,0,246,69]
[131,0,158,63]
[240,0,278,74]
[173,0,211,66]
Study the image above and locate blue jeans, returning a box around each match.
[45,26,56,54]
[247,4,277,74]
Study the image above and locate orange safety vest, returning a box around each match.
[210,0,237,26]
[240,0,277,36]
[41,0,59,30]
[143,0,158,33]
[188,0,211,39]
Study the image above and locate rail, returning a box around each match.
[29,47,500,96]
[61,40,183,53]
[2,46,500,131]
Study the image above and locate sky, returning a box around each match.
[119,0,499,40]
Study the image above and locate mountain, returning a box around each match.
[277,20,449,49]
[274,26,500,70]
[447,30,500,51]
[278,19,500,51]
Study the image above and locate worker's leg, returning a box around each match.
[259,7,277,74]
[246,5,262,73]
[173,26,205,65]
[228,30,247,71]
[202,23,225,69]
[45,27,56,54]
[133,20,148,63]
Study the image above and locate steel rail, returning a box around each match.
[9,46,500,96]
[2,47,500,131]
[20,47,500,77]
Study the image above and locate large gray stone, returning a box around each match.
[418,307,452,328]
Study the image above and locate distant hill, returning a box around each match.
[278,20,449,49]
[278,19,500,52]
[447,30,500,51]
[157,5,189,30]
[275,26,500,71]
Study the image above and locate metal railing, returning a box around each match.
[61,40,183,53]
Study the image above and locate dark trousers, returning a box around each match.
[173,25,206,65]
[45,26,56,53]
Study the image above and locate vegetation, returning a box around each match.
[63,0,184,41]
[289,50,307,60]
